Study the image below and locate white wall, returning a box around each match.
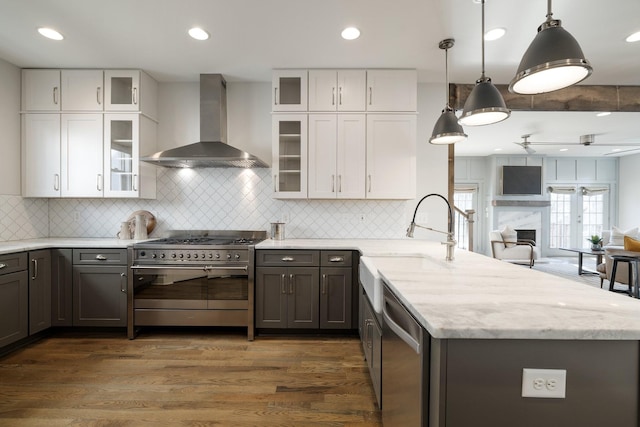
[0,57,21,195]
[619,153,640,228]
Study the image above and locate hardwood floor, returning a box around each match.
[0,330,382,427]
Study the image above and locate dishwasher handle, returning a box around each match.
[383,296,421,354]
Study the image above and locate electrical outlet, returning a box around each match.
[415,213,429,224]
[281,211,290,223]
[73,210,81,222]
[522,368,566,398]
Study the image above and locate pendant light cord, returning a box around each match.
[444,46,450,108]
[480,0,486,78]
[546,0,553,21]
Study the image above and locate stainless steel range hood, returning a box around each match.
[141,74,268,168]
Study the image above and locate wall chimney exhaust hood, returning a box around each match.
[141,74,269,168]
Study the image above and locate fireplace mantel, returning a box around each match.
[492,200,551,207]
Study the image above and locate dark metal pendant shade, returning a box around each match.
[430,107,467,145]
[509,19,592,94]
[459,77,510,126]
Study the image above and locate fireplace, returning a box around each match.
[516,229,536,246]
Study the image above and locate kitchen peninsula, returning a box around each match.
[257,239,640,427]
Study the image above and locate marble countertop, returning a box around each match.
[0,238,149,255]
[257,238,640,340]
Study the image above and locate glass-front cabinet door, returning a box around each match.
[272,114,307,199]
[104,113,139,197]
[272,70,307,112]
[104,70,140,111]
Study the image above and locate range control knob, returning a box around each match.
[202,253,206,259]
[187,253,191,259]
[151,253,157,258]
[227,253,232,260]
[171,253,177,258]
[215,253,220,259]
[193,254,198,259]
[179,253,184,258]
[208,253,213,258]
[235,253,241,260]
[160,253,166,258]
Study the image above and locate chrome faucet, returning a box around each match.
[406,193,456,261]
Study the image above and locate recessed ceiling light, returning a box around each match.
[188,27,210,41]
[494,148,503,151]
[596,111,611,117]
[612,148,622,152]
[341,27,360,40]
[559,148,569,152]
[37,27,64,41]
[626,31,640,42]
[484,28,506,41]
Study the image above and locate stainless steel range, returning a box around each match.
[127,230,266,340]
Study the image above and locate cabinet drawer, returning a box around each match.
[256,250,319,267]
[73,249,127,265]
[0,252,28,275]
[320,250,352,267]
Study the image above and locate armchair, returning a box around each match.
[600,229,640,290]
[489,230,538,268]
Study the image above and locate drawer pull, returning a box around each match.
[329,256,344,263]
[281,256,295,262]
[0,263,6,269]
[95,254,107,261]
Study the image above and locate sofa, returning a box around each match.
[489,228,539,268]
[597,228,640,291]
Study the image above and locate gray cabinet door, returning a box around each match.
[0,271,29,347]
[255,267,288,328]
[320,267,352,329]
[51,249,73,326]
[29,249,51,334]
[287,267,319,329]
[73,265,127,327]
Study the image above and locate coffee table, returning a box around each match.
[560,247,605,275]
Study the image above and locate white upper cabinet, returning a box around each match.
[366,114,416,199]
[61,70,104,111]
[21,69,61,111]
[308,114,366,199]
[272,70,308,112]
[366,70,417,112]
[272,114,308,199]
[308,70,366,112]
[104,113,157,199]
[21,114,61,197]
[104,70,158,120]
[61,114,104,197]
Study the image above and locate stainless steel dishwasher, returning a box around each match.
[382,283,428,427]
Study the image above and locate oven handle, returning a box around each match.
[131,265,248,273]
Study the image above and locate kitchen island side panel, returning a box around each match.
[438,339,638,427]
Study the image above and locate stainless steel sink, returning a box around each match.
[359,256,383,313]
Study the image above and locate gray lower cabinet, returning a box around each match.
[255,250,354,330]
[255,266,319,329]
[0,253,29,347]
[73,249,127,327]
[320,266,352,329]
[359,285,381,407]
[28,249,52,334]
[51,249,73,326]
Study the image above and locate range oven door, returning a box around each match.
[131,265,249,310]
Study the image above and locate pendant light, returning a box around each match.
[430,39,467,145]
[509,0,592,94]
[459,0,510,127]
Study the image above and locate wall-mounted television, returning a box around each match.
[501,165,542,195]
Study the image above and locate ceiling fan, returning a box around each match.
[513,133,640,155]
[513,135,536,154]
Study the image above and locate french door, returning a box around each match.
[548,185,610,256]
[454,185,479,251]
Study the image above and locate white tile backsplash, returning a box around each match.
[0,195,49,241]
[44,168,408,239]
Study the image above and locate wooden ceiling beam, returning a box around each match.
[449,84,640,112]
